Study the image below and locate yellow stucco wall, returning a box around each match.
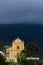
[6,37,24,62]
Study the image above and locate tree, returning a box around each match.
[26,42,40,57]
[0,54,9,65]
[21,42,41,65]
[2,45,10,54]
[21,47,27,57]
[22,42,40,57]
[17,53,20,63]
[0,53,6,65]
[16,52,28,65]
[20,53,29,65]
[0,54,6,62]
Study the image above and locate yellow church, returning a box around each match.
[6,37,24,62]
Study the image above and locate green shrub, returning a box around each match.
[0,54,9,65]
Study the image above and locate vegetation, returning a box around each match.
[2,45,10,54]
[27,60,42,65]
[17,53,20,63]
[22,42,40,57]
[0,53,9,65]
[0,42,43,65]
[8,62,21,65]
[0,53,43,65]
[16,42,42,65]
[16,52,28,65]
[20,51,42,65]
[20,53,28,65]
[5,60,43,65]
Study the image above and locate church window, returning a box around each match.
[17,46,19,49]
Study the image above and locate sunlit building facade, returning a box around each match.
[6,37,24,62]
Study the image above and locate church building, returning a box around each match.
[6,37,24,62]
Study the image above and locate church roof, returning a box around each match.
[14,37,22,42]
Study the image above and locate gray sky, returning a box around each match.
[0,0,43,24]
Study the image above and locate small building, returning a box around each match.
[6,37,24,62]
[27,57,39,60]
[0,51,5,56]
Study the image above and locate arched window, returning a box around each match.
[17,46,19,49]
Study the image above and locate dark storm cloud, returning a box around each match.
[0,0,43,24]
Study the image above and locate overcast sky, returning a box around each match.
[0,0,43,24]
